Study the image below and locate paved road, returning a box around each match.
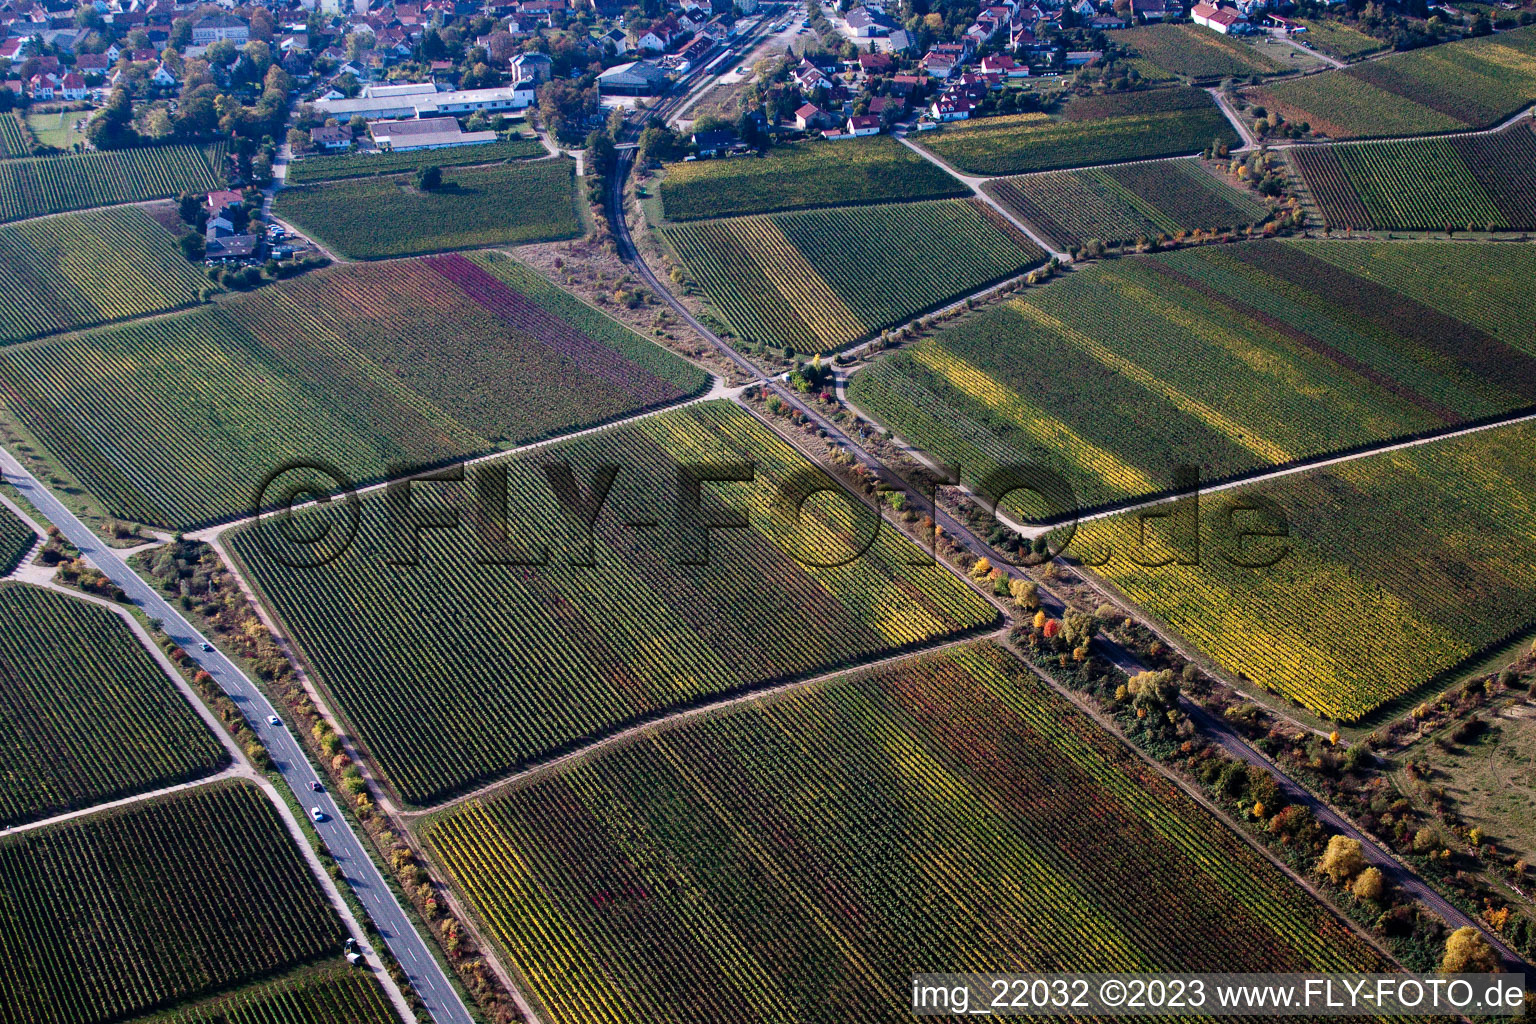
[0,447,476,1024]
[607,152,1534,982]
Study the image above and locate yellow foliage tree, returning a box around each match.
[1441,926,1497,974]
[1351,866,1385,902]
[1318,835,1366,885]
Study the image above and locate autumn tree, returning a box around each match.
[1318,835,1366,885]
[1441,926,1497,974]
[1351,866,1386,902]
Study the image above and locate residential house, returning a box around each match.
[27,72,55,99]
[1130,0,1173,19]
[309,123,353,149]
[511,50,552,82]
[150,61,175,85]
[857,51,894,74]
[846,113,880,135]
[74,52,111,73]
[846,6,897,35]
[205,188,244,217]
[794,101,827,130]
[691,127,737,155]
[979,53,1028,76]
[58,70,84,98]
[1191,2,1245,31]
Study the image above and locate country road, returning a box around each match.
[607,148,1534,983]
[0,445,476,1024]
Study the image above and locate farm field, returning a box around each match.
[984,158,1268,250]
[1119,23,1286,80]
[1296,19,1386,60]
[422,642,1382,1024]
[1289,123,1536,230]
[0,142,227,224]
[0,254,706,528]
[664,198,1042,352]
[0,205,211,345]
[284,137,545,184]
[0,503,32,574]
[846,240,1536,517]
[25,111,87,152]
[0,782,344,1024]
[126,967,399,1024]
[273,158,580,258]
[656,136,968,221]
[919,88,1237,176]
[226,401,998,806]
[1077,421,1536,722]
[0,583,228,828]
[1248,26,1536,137]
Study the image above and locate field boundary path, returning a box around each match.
[892,135,1071,260]
[401,627,1009,819]
[1210,87,1259,151]
[607,147,1534,980]
[0,444,476,1024]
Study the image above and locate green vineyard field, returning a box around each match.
[1296,19,1386,60]
[0,114,29,158]
[0,206,211,345]
[657,136,968,221]
[1079,421,1536,721]
[985,158,1268,249]
[127,967,398,1024]
[1290,123,1536,230]
[1118,23,1286,80]
[0,255,706,528]
[0,503,32,575]
[0,783,344,1024]
[0,583,228,828]
[0,143,227,224]
[274,158,580,259]
[1249,26,1536,138]
[846,240,1536,516]
[226,401,998,806]
[920,88,1237,176]
[423,642,1382,1024]
[664,198,1043,352]
[284,137,545,184]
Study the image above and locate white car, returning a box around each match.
[310,807,327,823]
[267,715,282,727]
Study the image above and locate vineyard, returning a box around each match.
[0,206,211,345]
[273,158,580,259]
[284,137,545,183]
[0,114,29,158]
[920,88,1236,175]
[1248,26,1536,138]
[0,782,344,1024]
[1118,23,1286,80]
[422,642,1382,1024]
[0,255,705,527]
[226,401,998,806]
[656,136,968,221]
[0,505,32,575]
[0,583,228,828]
[984,158,1268,249]
[846,240,1536,516]
[1290,123,1536,230]
[663,198,1042,352]
[0,143,227,224]
[1289,239,1536,351]
[1079,421,1536,721]
[130,968,398,1024]
[1296,19,1386,60]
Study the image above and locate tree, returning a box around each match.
[1009,578,1038,610]
[1318,835,1366,885]
[169,17,192,49]
[86,87,137,149]
[415,165,443,191]
[1441,926,1497,973]
[179,232,206,261]
[584,130,616,176]
[286,127,310,152]
[1351,866,1386,902]
[637,124,687,165]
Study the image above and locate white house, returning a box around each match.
[1191,2,1246,32]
